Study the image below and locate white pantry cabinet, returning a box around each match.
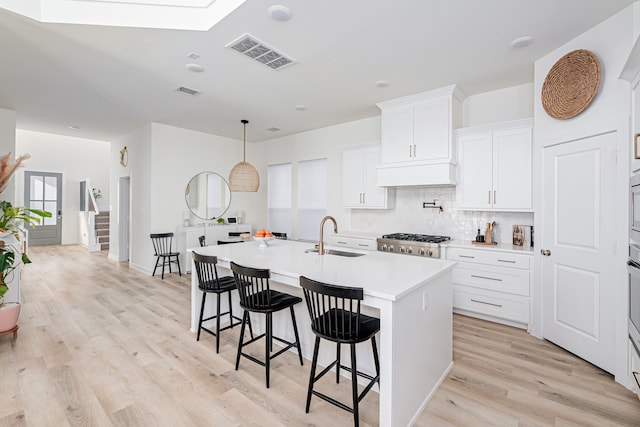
[343,146,394,209]
[445,244,532,329]
[456,119,533,211]
[376,85,464,187]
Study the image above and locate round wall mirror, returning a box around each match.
[185,172,232,220]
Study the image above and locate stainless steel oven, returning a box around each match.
[628,244,640,360]
[630,174,640,242]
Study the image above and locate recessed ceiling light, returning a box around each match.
[375,80,390,88]
[185,63,204,72]
[268,5,292,21]
[510,36,533,49]
[267,127,281,132]
[295,105,307,111]
[187,52,200,60]
[68,125,80,130]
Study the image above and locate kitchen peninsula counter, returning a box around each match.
[189,239,455,426]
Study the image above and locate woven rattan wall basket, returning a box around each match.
[541,49,601,120]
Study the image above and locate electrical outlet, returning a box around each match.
[422,290,429,311]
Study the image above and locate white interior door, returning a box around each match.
[541,131,617,373]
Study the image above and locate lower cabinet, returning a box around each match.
[445,246,532,328]
[177,224,252,272]
[328,232,377,250]
[631,340,640,399]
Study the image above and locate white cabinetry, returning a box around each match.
[343,146,394,209]
[456,119,533,211]
[328,231,378,251]
[376,84,464,187]
[177,224,251,272]
[445,245,532,328]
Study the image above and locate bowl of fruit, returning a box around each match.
[254,228,275,247]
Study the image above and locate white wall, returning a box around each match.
[462,83,534,127]
[0,109,17,203]
[533,5,633,386]
[16,129,110,245]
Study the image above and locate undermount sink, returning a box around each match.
[305,248,366,257]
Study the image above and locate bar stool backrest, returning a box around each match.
[300,276,364,342]
[231,262,273,310]
[198,235,206,247]
[192,252,224,291]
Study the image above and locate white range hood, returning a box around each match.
[377,160,456,187]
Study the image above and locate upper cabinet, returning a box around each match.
[456,119,533,211]
[343,146,394,209]
[376,85,464,187]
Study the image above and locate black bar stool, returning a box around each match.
[230,261,304,388]
[192,252,250,353]
[299,276,380,427]
[150,232,181,279]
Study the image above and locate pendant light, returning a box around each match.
[229,119,260,192]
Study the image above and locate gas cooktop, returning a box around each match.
[377,233,451,258]
[381,233,451,244]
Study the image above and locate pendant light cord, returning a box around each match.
[242,119,249,163]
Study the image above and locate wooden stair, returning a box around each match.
[95,212,110,251]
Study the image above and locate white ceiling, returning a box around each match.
[0,0,636,142]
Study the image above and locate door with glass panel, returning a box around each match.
[24,171,62,246]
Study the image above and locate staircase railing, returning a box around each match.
[80,179,101,252]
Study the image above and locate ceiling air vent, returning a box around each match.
[176,86,201,96]
[226,33,296,70]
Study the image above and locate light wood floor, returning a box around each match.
[0,245,639,426]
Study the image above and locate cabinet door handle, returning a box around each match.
[498,259,516,264]
[494,191,497,205]
[362,193,365,204]
[470,299,503,308]
[409,145,412,158]
[459,255,475,259]
[358,243,369,247]
[413,144,417,158]
[488,190,491,204]
[337,241,348,245]
[471,274,503,282]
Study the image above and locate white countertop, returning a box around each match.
[444,239,534,255]
[190,239,456,301]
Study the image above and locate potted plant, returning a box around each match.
[0,153,51,335]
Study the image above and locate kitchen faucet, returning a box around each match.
[318,215,338,255]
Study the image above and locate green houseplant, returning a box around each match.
[0,152,51,335]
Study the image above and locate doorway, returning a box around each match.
[541,131,617,373]
[118,176,130,262]
[24,171,62,246]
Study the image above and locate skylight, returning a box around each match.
[0,0,245,31]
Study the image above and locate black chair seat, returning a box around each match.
[313,308,380,343]
[241,289,302,313]
[199,276,236,293]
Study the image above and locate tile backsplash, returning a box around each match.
[350,186,534,245]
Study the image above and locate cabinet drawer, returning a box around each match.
[329,236,376,251]
[453,285,529,324]
[452,262,529,296]
[446,247,530,269]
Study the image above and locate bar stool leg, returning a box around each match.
[350,343,359,427]
[215,293,221,353]
[289,306,303,366]
[372,336,380,381]
[336,343,341,383]
[266,313,272,388]
[197,292,207,341]
[235,311,248,370]
[306,336,321,413]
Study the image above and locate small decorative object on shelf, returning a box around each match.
[216,217,225,224]
[92,187,102,200]
[119,146,128,167]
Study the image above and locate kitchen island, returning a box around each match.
[189,239,455,426]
